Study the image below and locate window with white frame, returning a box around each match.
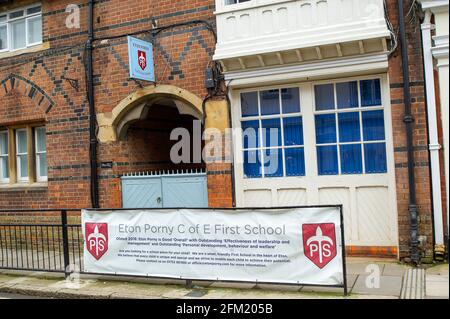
[0,125,47,184]
[35,126,47,181]
[239,78,388,179]
[0,4,42,52]
[16,128,28,181]
[313,79,387,175]
[240,87,305,178]
[0,130,8,182]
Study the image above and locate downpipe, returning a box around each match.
[87,0,99,208]
[397,0,420,265]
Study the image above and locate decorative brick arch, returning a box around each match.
[97,84,204,142]
[0,74,55,113]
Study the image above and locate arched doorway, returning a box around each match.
[98,85,208,208]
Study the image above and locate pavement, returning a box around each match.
[1,258,447,299]
[425,263,449,299]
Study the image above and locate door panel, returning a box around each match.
[162,175,208,208]
[122,177,162,208]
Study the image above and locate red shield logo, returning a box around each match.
[85,223,108,260]
[302,223,337,269]
[138,50,147,70]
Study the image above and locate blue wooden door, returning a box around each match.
[121,177,163,208]
[121,172,208,208]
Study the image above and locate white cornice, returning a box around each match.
[432,35,449,59]
[225,53,389,87]
[419,0,449,13]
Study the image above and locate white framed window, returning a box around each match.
[16,128,28,182]
[240,87,305,178]
[0,4,42,53]
[35,126,47,182]
[237,77,388,180]
[0,130,9,183]
[313,79,387,176]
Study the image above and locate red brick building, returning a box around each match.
[0,0,447,262]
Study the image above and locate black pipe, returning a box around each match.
[87,0,99,208]
[397,0,419,264]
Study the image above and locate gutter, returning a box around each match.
[420,10,445,252]
[87,0,99,208]
[397,0,420,264]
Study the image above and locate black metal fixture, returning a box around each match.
[62,76,79,92]
[397,0,420,265]
[86,0,99,208]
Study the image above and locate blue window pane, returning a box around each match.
[336,81,358,109]
[362,110,385,141]
[283,117,303,146]
[261,118,281,148]
[315,114,337,144]
[285,148,305,176]
[340,144,363,174]
[317,145,339,175]
[263,148,283,177]
[260,90,280,115]
[315,84,335,110]
[241,120,260,149]
[241,92,258,117]
[364,143,387,173]
[281,88,300,114]
[360,79,381,107]
[338,112,361,143]
[243,150,262,178]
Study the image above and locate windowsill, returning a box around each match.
[0,181,48,191]
[0,42,49,60]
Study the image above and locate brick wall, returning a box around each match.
[0,0,230,210]
[386,0,434,260]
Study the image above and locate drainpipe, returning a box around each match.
[421,10,445,251]
[87,0,99,208]
[397,0,420,264]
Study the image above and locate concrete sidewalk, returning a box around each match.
[0,258,446,299]
[425,263,449,299]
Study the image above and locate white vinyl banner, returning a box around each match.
[82,207,344,286]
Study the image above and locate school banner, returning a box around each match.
[82,207,345,286]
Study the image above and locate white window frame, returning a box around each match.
[15,128,28,182]
[0,3,42,53]
[240,86,305,178]
[234,75,390,181]
[0,130,9,183]
[34,126,47,182]
[313,78,387,176]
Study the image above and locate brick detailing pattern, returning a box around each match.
[1,74,55,113]
[154,28,214,81]
[0,0,219,210]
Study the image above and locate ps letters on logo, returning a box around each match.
[302,223,337,268]
[85,223,108,260]
[138,50,147,70]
